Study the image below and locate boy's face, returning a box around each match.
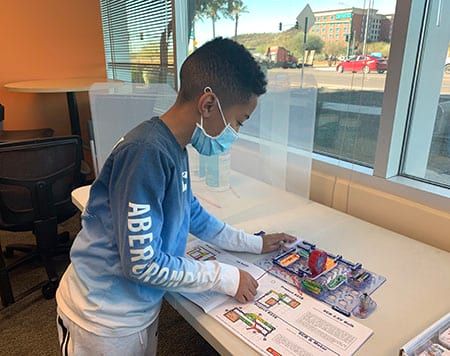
[200,94,258,137]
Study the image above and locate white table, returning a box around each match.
[71,172,450,356]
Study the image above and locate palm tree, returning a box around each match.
[188,0,197,47]
[227,0,248,41]
[159,20,173,83]
[202,0,226,38]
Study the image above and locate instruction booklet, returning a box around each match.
[181,239,373,356]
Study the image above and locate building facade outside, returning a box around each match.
[310,8,392,49]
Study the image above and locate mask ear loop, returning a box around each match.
[198,87,212,128]
[215,97,228,127]
[203,86,228,127]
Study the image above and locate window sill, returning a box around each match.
[236,134,449,213]
[312,153,450,213]
[388,175,450,199]
[312,153,373,176]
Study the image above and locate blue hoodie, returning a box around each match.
[56,117,262,337]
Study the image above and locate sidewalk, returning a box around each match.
[314,67,338,72]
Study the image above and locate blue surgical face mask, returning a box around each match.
[191,87,239,156]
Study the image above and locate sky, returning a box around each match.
[194,0,397,46]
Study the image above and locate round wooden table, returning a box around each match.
[4,78,121,137]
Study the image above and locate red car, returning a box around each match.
[336,55,388,74]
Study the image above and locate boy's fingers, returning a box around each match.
[280,233,296,242]
[244,290,255,301]
[247,276,258,290]
[272,233,296,242]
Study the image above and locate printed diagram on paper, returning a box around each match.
[181,240,372,355]
[186,244,218,261]
[222,289,300,340]
[181,240,265,313]
[213,274,373,356]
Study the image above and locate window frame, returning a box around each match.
[374,0,450,190]
[373,0,422,179]
[398,0,450,189]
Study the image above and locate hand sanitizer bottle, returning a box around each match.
[205,152,230,191]
[187,144,205,181]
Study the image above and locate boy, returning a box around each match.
[56,38,295,355]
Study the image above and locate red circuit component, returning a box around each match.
[308,250,327,276]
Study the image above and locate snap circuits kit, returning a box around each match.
[255,238,386,319]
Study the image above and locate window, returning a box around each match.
[179,0,397,168]
[312,1,397,167]
[99,0,176,87]
[104,1,449,194]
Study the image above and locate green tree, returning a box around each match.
[225,0,248,41]
[366,41,391,57]
[305,35,324,52]
[324,41,347,56]
[282,29,303,58]
[197,0,227,38]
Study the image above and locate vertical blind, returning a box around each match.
[99,0,176,87]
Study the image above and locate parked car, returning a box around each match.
[336,55,388,74]
[337,55,356,62]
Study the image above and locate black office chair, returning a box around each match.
[0,103,54,142]
[0,136,82,307]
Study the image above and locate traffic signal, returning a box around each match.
[295,21,299,30]
[345,34,349,42]
[279,22,282,31]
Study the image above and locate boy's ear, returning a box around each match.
[197,93,217,119]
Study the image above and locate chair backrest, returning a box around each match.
[0,104,4,129]
[0,136,82,229]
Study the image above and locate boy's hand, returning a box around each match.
[261,233,297,253]
[234,270,258,303]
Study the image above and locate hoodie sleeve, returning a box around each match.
[189,195,263,254]
[108,143,239,296]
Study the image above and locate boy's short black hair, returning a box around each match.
[179,37,267,108]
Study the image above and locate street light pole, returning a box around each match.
[296,4,315,88]
[362,0,372,55]
[352,30,356,55]
[346,35,351,57]
[300,16,308,88]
